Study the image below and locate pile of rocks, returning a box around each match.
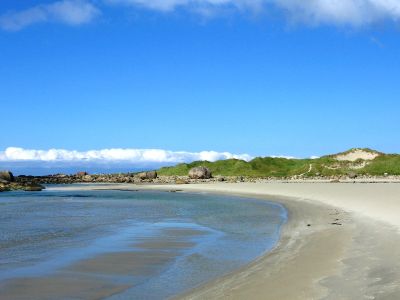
[0,171,45,192]
[16,171,161,185]
[8,166,400,191]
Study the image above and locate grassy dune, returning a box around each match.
[157,149,400,178]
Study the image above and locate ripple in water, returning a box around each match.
[0,188,287,299]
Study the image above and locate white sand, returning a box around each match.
[47,182,400,299]
[159,182,400,229]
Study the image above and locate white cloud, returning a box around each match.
[270,155,297,159]
[107,0,400,26]
[0,0,100,31]
[0,147,253,164]
[273,0,400,26]
[107,0,262,12]
[2,0,399,30]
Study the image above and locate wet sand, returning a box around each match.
[48,182,400,299]
[0,227,204,300]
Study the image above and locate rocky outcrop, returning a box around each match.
[9,169,400,189]
[0,181,45,192]
[0,171,14,182]
[138,171,158,180]
[19,183,45,191]
[0,171,46,192]
[188,166,212,179]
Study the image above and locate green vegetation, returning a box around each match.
[158,149,400,178]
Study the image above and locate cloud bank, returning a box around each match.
[0,147,253,164]
[2,0,400,31]
[0,0,99,31]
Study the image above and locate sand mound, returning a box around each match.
[334,149,379,162]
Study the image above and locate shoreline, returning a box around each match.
[47,182,400,299]
[175,193,353,300]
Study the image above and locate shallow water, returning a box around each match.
[0,187,287,299]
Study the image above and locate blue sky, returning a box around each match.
[1,0,400,172]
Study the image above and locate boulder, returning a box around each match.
[23,183,45,192]
[138,171,158,180]
[83,175,92,181]
[348,172,357,179]
[0,171,14,182]
[188,167,212,179]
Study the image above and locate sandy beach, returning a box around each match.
[47,182,400,299]
[3,182,398,299]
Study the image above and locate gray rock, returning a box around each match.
[188,167,212,179]
[138,171,158,180]
[23,183,45,191]
[348,172,357,179]
[0,171,14,182]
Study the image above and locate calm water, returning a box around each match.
[0,186,287,299]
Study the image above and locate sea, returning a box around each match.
[0,186,287,299]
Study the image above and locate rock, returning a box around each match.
[348,172,357,179]
[138,171,158,180]
[3,182,45,192]
[0,171,14,182]
[0,183,10,192]
[175,179,188,184]
[188,167,212,179]
[83,175,92,181]
[0,178,9,184]
[23,183,45,191]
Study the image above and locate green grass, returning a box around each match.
[157,149,400,178]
